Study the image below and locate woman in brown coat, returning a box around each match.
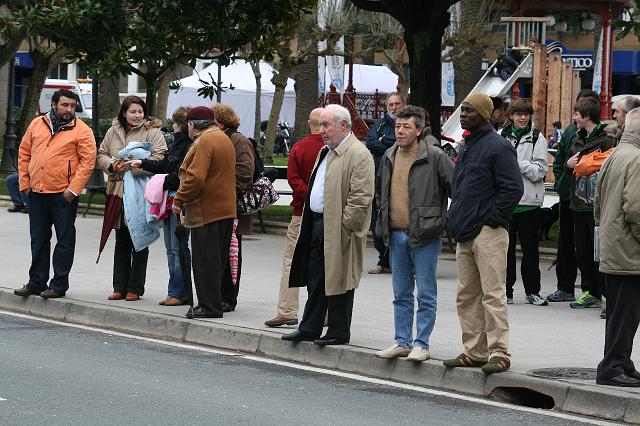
[96,96,167,301]
[212,104,255,312]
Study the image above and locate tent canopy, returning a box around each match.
[179,60,296,92]
[320,64,399,94]
[167,60,296,136]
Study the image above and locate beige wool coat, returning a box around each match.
[289,133,375,296]
[97,118,167,229]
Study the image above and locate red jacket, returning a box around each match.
[288,133,324,216]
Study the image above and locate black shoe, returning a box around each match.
[22,207,29,214]
[596,373,640,387]
[14,286,38,297]
[185,306,222,319]
[222,302,235,313]
[626,370,640,380]
[314,335,349,346]
[281,330,317,342]
[7,205,25,213]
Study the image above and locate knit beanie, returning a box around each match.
[186,106,215,121]
[463,93,493,121]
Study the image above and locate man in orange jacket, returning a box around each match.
[14,89,96,299]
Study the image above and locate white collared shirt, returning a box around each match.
[309,154,328,213]
[309,132,351,213]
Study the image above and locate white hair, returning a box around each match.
[325,104,352,129]
[625,107,640,133]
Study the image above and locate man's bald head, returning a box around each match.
[309,108,324,134]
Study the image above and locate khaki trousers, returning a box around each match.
[276,215,302,319]
[455,225,510,361]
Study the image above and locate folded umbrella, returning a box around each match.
[174,223,194,307]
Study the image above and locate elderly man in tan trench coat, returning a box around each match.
[282,104,375,345]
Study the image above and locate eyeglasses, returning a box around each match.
[513,112,531,118]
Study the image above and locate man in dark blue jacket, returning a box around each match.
[443,93,523,374]
[365,92,404,274]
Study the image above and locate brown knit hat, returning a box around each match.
[186,106,215,121]
[463,93,494,121]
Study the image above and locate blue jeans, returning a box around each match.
[389,230,441,349]
[26,192,78,294]
[164,212,189,300]
[6,173,28,207]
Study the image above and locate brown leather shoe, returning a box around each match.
[40,289,63,299]
[158,296,170,305]
[108,292,124,300]
[163,297,187,306]
[14,286,38,297]
[264,317,298,327]
[125,292,140,301]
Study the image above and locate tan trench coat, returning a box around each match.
[289,133,374,296]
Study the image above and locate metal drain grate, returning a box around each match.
[529,367,597,380]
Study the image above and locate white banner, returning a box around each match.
[318,55,327,96]
[592,28,604,95]
[441,61,455,107]
[326,37,345,96]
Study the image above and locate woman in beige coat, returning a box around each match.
[97,96,167,301]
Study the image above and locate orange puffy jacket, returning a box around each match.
[18,114,96,195]
[574,147,616,177]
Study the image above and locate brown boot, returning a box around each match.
[125,292,140,301]
[163,297,187,306]
[264,317,298,327]
[108,292,124,300]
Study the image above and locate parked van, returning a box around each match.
[38,79,93,119]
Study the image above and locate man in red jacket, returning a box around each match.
[264,108,325,327]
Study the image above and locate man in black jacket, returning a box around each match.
[443,93,523,374]
[365,92,404,274]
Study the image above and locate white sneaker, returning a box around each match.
[375,344,411,359]
[406,346,430,362]
[526,293,549,306]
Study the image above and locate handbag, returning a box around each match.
[236,175,279,215]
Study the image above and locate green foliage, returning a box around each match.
[1,0,318,114]
[614,3,640,41]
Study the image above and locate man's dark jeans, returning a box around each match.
[555,200,577,294]
[573,210,602,299]
[26,192,79,295]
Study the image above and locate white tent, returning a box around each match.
[167,61,296,136]
[320,64,399,94]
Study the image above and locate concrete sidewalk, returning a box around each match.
[1,209,639,423]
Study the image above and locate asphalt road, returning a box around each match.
[0,313,605,426]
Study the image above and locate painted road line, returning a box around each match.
[0,310,616,426]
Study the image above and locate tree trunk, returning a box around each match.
[155,70,173,120]
[452,0,484,108]
[145,83,157,118]
[249,60,262,142]
[293,53,319,138]
[404,23,446,139]
[264,71,290,163]
[0,36,23,69]
[99,76,121,119]
[17,47,67,137]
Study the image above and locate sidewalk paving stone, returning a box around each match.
[1,209,640,422]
